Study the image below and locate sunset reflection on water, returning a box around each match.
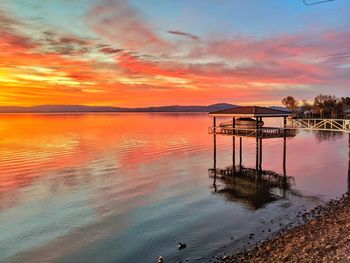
[0,113,349,262]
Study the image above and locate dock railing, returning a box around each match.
[208,126,296,138]
[286,118,350,133]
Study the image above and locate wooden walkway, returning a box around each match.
[287,118,350,133]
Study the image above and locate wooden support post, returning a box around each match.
[213,117,217,172]
[213,117,216,133]
[213,117,217,191]
[232,136,236,174]
[255,115,260,179]
[283,135,287,177]
[239,137,242,169]
[259,138,263,172]
[232,117,236,135]
[256,133,259,179]
[232,118,236,175]
[283,116,287,137]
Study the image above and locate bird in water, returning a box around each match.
[157,255,163,263]
[178,242,187,250]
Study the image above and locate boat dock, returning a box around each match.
[209,106,292,179]
[208,106,350,190]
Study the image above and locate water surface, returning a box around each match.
[0,113,349,262]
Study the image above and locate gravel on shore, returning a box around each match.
[218,193,350,262]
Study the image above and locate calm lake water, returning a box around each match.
[0,113,349,263]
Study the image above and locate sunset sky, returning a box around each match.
[0,0,349,107]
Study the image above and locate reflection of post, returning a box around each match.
[213,175,217,192]
[239,137,243,169]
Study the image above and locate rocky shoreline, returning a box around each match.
[213,193,350,262]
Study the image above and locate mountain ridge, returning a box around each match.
[0,103,238,113]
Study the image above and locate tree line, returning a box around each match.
[282,95,350,118]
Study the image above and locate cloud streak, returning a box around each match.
[167,30,200,41]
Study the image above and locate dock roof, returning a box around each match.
[209,106,292,117]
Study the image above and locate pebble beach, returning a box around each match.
[219,193,350,262]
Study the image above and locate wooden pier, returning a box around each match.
[286,118,350,133]
[209,106,294,139]
[209,106,292,178]
[208,105,350,195]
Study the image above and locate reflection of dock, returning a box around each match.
[209,166,293,210]
[209,166,292,189]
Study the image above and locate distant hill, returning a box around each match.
[0,103,237,113]
[268,106,291,112]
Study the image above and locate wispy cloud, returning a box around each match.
[39,31,93,56]
[167,30,200,41]
[99,46,124,54]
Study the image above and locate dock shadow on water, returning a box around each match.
[0,114,349,263]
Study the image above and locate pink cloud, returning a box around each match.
[86,0,172,52]
[111,29,350,95]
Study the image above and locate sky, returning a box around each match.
[0,0,349,107]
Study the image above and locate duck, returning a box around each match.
[178,242,187,250]
[157,255,163,263]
